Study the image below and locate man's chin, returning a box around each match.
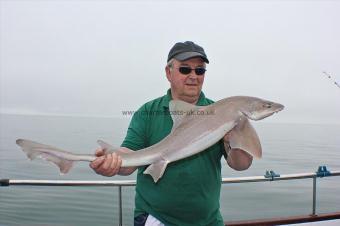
[184,87,201,97]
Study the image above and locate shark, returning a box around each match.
[16,96,284,183]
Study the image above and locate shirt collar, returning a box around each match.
[162,89,206,109]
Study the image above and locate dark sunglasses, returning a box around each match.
[177,66,206,76]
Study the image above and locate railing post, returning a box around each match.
[118,185,123,226]
[312,176,317,216]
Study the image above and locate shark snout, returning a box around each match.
[261,102,284,119]
[245,100,285,120]
[273,103,285,113]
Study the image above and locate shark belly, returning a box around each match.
[164,121,235,162]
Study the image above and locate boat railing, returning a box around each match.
[1,166,340,226]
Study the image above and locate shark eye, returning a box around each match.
[263,103,272,108]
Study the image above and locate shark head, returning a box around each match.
[238,96,284,121]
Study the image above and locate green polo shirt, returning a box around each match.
[121,89,224,226]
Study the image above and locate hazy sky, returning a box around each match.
[1,0,339,124]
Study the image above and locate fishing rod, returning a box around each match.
[322,71,340,89]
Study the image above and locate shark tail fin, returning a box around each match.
[16,139,75,174]
[143,160,169,183]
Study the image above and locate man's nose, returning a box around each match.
[187,70,198,79]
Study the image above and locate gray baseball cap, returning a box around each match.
[167,41,209,63]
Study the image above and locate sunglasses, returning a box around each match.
[176,66,207,76]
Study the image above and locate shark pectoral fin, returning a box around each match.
[228,118,262,159]
[143,160,169,183]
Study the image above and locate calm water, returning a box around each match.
[0,114,339,226]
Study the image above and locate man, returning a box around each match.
[90,41,253,226]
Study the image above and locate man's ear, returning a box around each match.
[165,66,171,82]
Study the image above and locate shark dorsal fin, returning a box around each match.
[97,140,119,154]
[169,100,203,131]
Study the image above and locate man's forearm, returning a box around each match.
[118,167,137,176]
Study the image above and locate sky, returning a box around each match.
[0,0,339,124]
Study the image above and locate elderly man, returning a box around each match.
[90,41,253,226]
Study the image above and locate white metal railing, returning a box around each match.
[1,167,339,226]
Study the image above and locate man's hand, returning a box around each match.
[90,147,136,176]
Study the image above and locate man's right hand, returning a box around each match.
[90,147,136,176]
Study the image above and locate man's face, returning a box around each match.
[166,57,206,103]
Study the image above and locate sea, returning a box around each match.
[0,113,339,226]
